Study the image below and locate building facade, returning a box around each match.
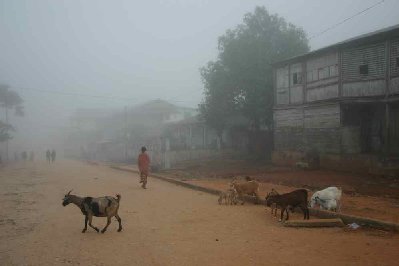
[273,25,399,173]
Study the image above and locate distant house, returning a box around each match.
[65,100,198,162]
[128,99,197,126]
[163,115,218,150]
[272,25,399,173]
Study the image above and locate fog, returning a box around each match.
[1,0,398,158]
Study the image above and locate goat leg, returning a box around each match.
[101,217,111,233]
[239,194,245,205]
[254,192,260,205]
[115,214,122,232]
[82,216,88,233]
[302,206,310,220]
[88,215,99,233]
[279,207,284,222]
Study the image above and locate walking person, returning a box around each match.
[51,149,56,163]
[46,150,51,163]
[138,146,150,189]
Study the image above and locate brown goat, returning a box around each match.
[230,179,260,205]
[265,189,309,222]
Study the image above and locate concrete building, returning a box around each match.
[272,25,399,173]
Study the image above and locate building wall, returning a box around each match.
[289,63,304,104]
[274,104,341,154]
[274,107,304,151]
[304,104,341,154]
[390,39,399,94]
[342,42,386,97]
[306,52,339,102]
[273,29,399,173]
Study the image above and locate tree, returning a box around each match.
[0,84,24,117]
[199,60,237,143]
[0,83,23,161]
[200,6,309,130]
[0,121,14,142]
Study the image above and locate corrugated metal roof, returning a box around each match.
[273,24,399,67]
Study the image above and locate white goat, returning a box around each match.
[310,186,342,212]
[313,197,338,212]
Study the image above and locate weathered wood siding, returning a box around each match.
[342,43,386,96]
[274,108,303,129]
[306,52,339,102]
[290,86,303,103]
[343,80,386,97]
[390,39,399,94]
[274,104,341,153]
[307,83,339,102]
[276,66,289,105]
[303,104,341,153]
[274,108,303,151]
[304,104,340,128]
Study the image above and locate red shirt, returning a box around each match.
[138,153,150,175]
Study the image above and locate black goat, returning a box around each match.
[62,190,122,233]
[265,189,309,222]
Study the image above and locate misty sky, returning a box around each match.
[0,0,398,152]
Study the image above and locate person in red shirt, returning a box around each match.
[138,146,150,189]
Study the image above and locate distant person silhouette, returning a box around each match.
[51,149,56,163]
[46,150,51,163]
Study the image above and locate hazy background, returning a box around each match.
[0,0,398,155]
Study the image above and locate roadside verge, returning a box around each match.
[110,165,399,232]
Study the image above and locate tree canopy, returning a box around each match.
[0,121,14,142]
[0,84,24,116]
[200,6,309,131]
[0,84,24,142]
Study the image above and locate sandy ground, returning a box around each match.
[1,160,399,266]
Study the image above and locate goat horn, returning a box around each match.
[67,190,73,195]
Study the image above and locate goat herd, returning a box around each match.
[61,177,342,234]
[219,177,342,222]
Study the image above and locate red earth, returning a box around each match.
[159,159,399,223]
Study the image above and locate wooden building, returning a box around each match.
[272,25,399,173]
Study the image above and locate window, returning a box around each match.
[359,64,368,75]
[292,72,302,85]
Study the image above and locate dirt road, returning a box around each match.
[1,161,399,266]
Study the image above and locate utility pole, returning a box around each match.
[5,93,8,161]
[124,106,128,162]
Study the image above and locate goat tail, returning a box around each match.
[115,194,121,202]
